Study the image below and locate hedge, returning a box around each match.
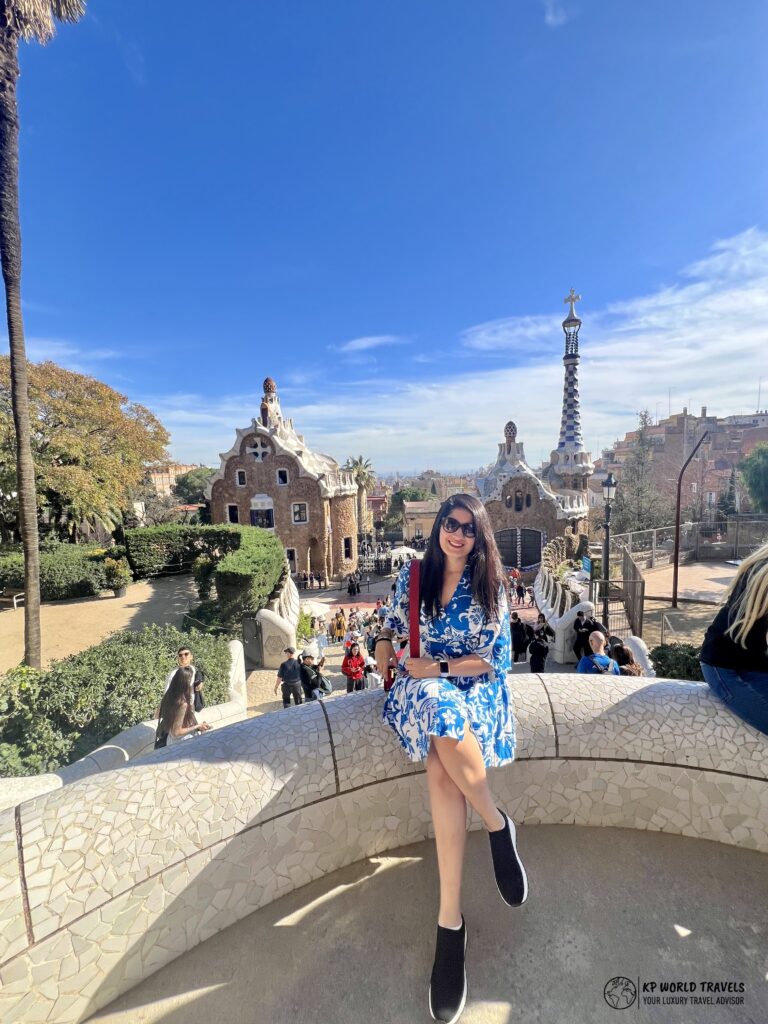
[124,525,243,578]
[648,642,704,682]
[0,546,109,601]
[125,524,286,619]
[0,624,231,777]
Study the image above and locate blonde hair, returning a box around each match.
[724,541,768,648]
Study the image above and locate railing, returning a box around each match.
[589,547,646,637]
[611,517,768,568]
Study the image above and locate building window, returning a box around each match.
[690,482,698,494]
[515,491,523,512]
[227,504,239,524]
[525,493,531,508]
[286,548,296,572]
[277,469,289,485]
[250,508,274,528]
[292,503,308,524]
[344,537,352,560]
[236,470,246,487]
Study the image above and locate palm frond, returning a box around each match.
[7,0,86,43]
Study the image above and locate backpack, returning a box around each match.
[590,655,616,675]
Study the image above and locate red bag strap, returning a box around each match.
[408,559,421,658]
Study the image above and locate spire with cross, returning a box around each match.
[563,288,581,321]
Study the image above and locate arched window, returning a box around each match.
[514,490,523,512]
[525,493,531,508]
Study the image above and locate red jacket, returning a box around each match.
[341,653,365,681]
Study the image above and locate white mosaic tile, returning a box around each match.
[18,700,335,943]
[541,674,768,777]
[2,674,768,1024]
[0,809,27,964]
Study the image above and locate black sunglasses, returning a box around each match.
[441,515,476,539]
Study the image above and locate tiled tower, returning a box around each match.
[558,288,584,450]
[542,289,594,503]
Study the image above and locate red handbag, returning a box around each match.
[384,559,420,690]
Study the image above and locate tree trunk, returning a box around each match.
[0,24,42,667]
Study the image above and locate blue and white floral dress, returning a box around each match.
[382,561,515,768]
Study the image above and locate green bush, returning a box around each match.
[192,555,216,600]
[0,625,232,776]
[103,558,133,590]
[215,531,285,621]
[296,610,313,643]
[649,642,703,682]
[124,524,243,577]
[0,546,109,601]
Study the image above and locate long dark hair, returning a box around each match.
[420,493,505,619]
[159,666,194,735]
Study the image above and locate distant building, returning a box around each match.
[595,404,767,518]
[403,499,442,542]
[149,463,203,497]
[206,378,359,578]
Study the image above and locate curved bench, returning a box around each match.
[1,675,767,1023]
[0,641,248,815]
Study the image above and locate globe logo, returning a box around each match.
[604,977,637,1009]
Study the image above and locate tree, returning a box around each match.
[611,410,675,534]
[716,466,738,520]
[173,466,215,505]
[123,480,184,528]
[740,444,768,513]
[0,1,86,666]
[384,487,430,531]
[343,455,376,534]
[0,359,169,538]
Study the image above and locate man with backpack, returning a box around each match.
[576,631,620,676]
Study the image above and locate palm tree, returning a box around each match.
[0,1,86,666]
[343,455,376,536]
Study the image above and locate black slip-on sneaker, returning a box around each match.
[489,809,528,907]
[429,916,467,1024]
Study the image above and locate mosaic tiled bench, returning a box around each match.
[1,674,767,1023]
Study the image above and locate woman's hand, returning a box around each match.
[375,639,397,678]
[403,657,439,679]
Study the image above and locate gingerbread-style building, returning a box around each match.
[206,378,359,578]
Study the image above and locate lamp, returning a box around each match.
[602,472,617,502]
[601,472,618,628]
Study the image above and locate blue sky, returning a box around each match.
[5,0,768,472]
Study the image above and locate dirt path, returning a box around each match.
[0,576,197,674]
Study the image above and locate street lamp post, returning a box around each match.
[671,431,709,608]
[601,472,617,628]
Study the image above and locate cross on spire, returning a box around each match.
[563,288,582,319]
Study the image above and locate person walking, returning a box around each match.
[342,640,366,692]
[572,610,591,660]
[509,612,531,663]
[376,494,527,1024]
[273,647,304,706]
[700,541,768,736]
[576,632,620,675]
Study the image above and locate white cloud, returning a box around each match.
[330,334,405,354]
[0,336,120,370]
[540,0,572,28]
[156,227,768,474]
[461,313,561,352]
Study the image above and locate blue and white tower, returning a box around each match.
[558,288,584,450]
[542,289,594,511]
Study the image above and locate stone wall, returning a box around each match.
[1,676,767,1022]
[330,493,358,577]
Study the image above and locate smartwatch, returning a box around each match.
[439,660,450,678]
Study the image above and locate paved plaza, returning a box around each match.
[88,824,768,1024]
[0,575,198,675]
